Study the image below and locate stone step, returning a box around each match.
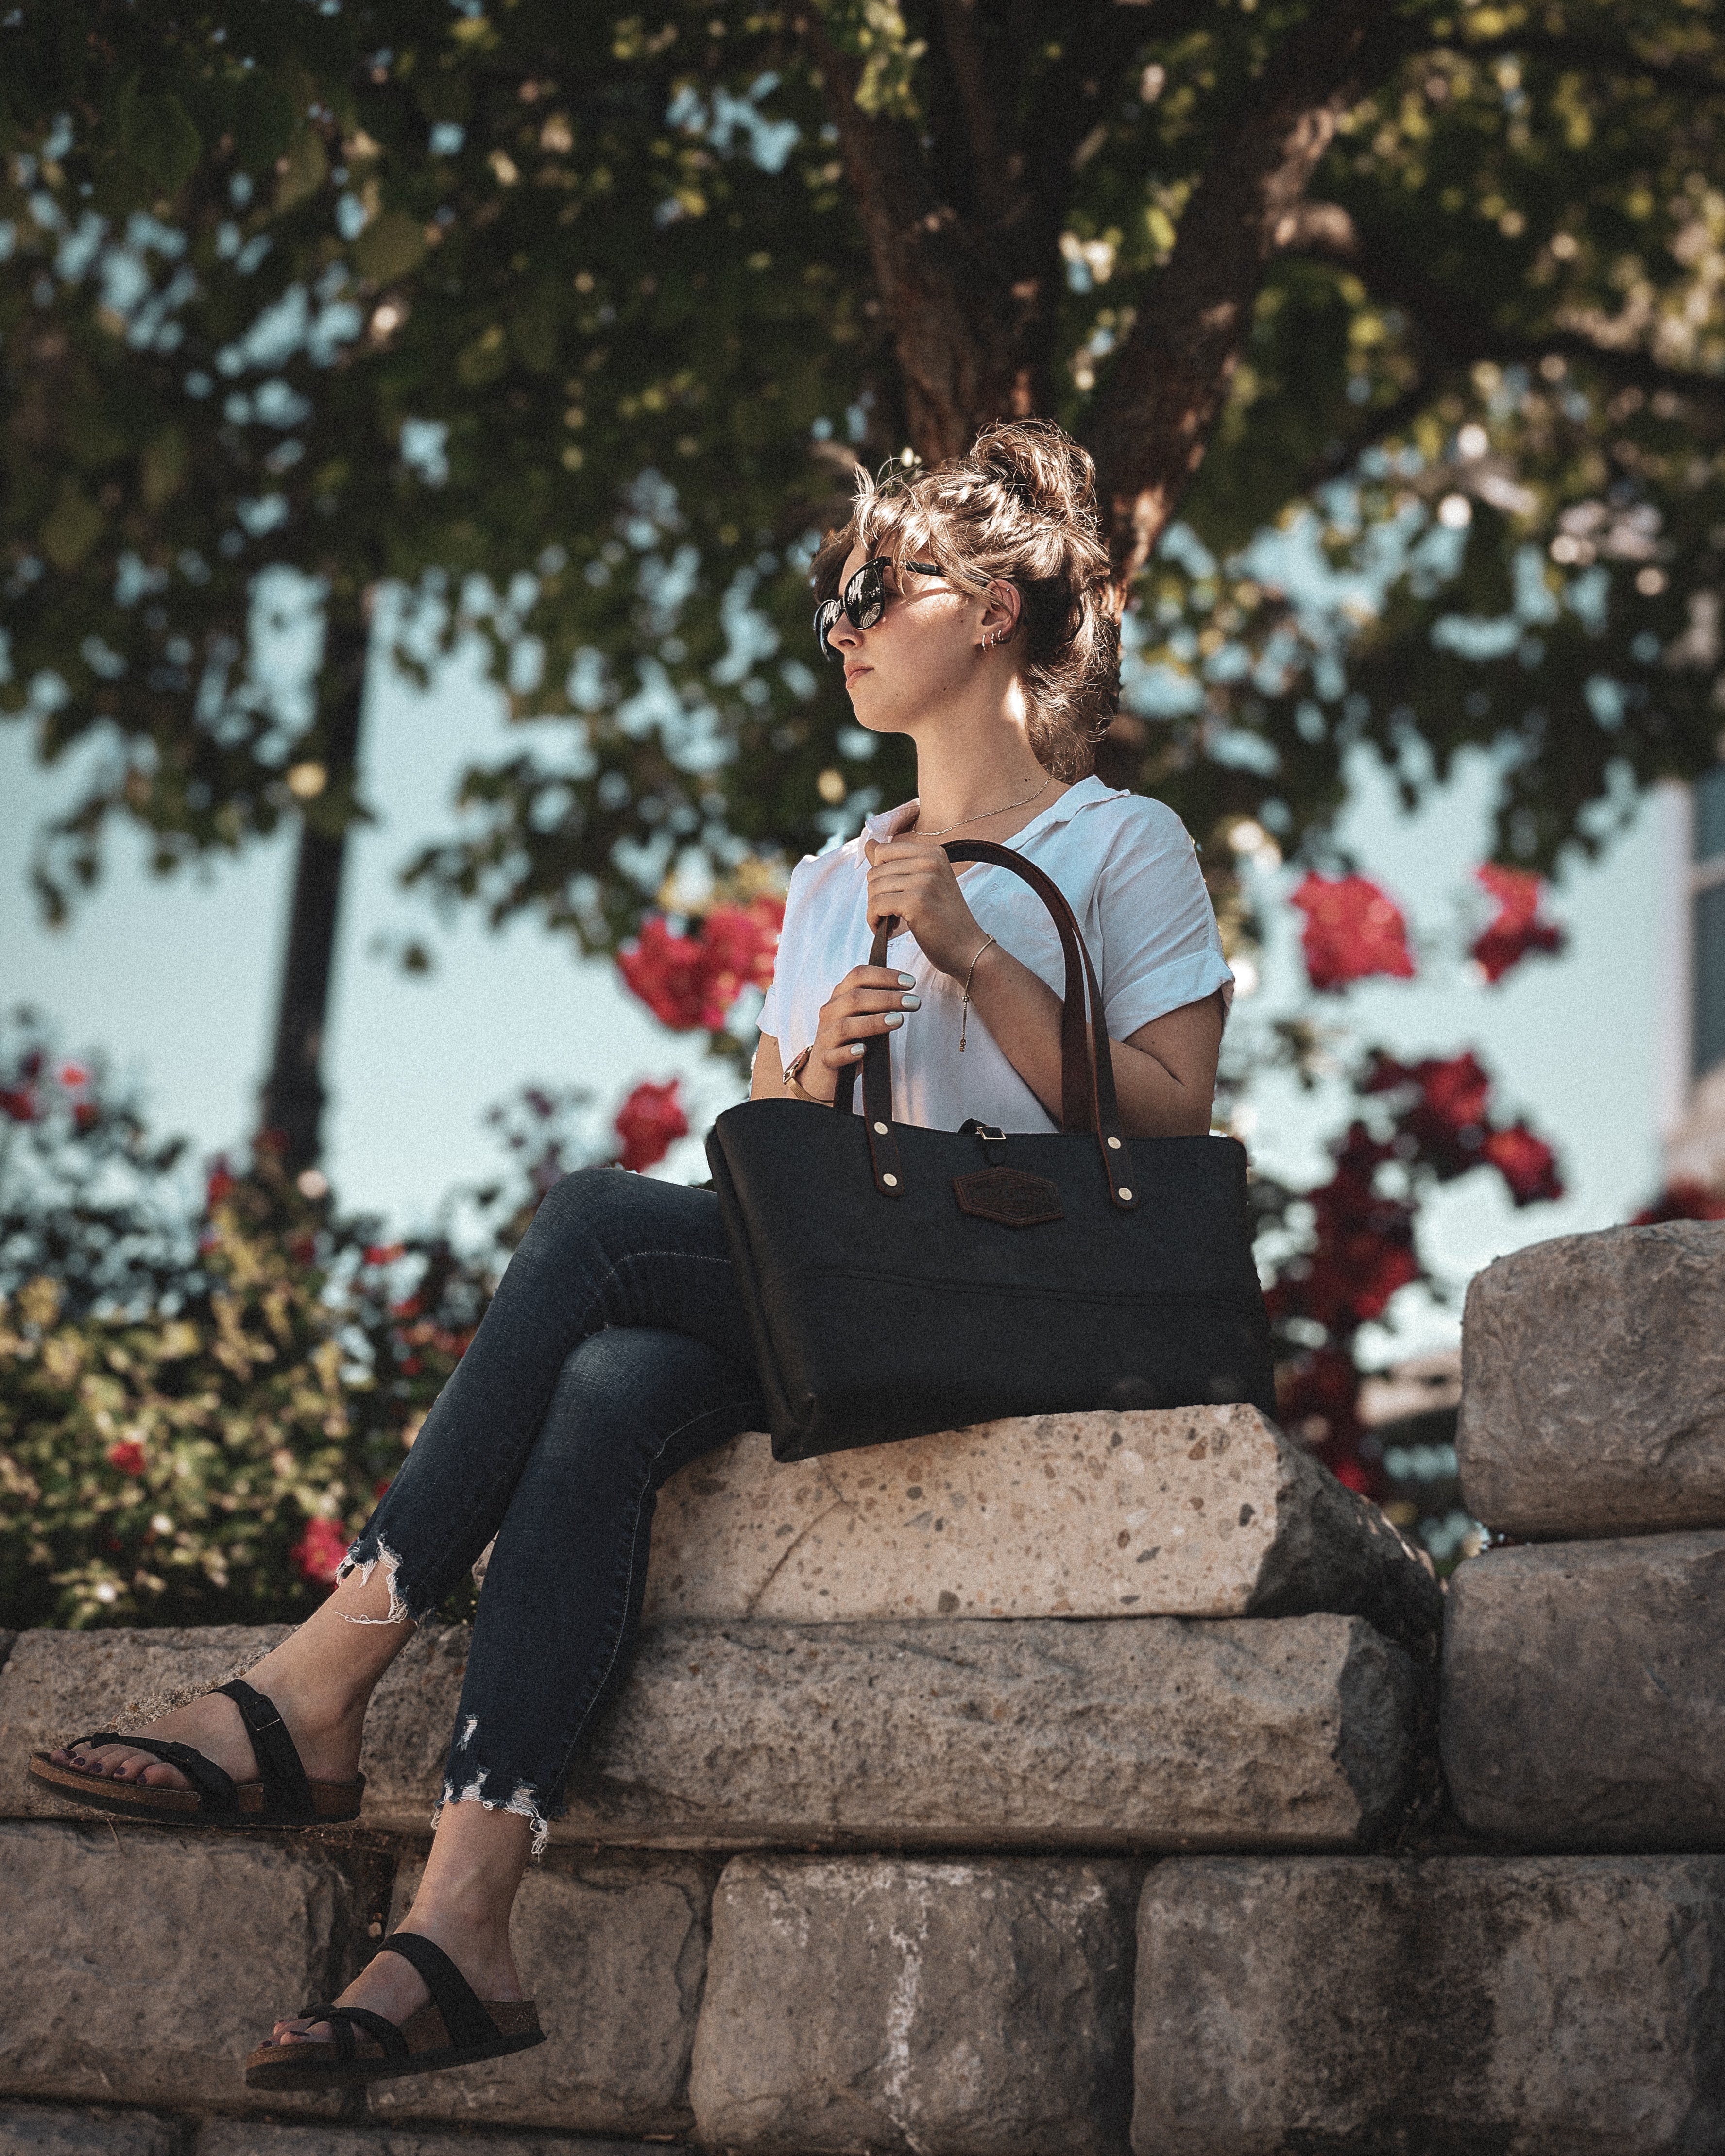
[0,2116,660,2156]
[2,1614,1429,1853]
[1457,1220,1725,1538]
[0,1821,378,2116]
[642,1405,1440,1651]
[1133,1855,1725,2156]
[1441,1532,1725,1848]
[690,1854,1142,2156]
[365,1851,712,2136]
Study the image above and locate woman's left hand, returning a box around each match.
[861,833,988,980]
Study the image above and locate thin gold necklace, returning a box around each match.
[909,773,1054,841]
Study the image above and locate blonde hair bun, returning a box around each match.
[813,417,1119,780]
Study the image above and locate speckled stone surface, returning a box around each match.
[643,1406,1437,1647]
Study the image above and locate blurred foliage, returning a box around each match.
[1,0,1723,986]
[0,1013,628,1628]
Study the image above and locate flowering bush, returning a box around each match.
[1258,1047,1564,1507]
[0,1022,693,1628]
[614,1080,690,1172]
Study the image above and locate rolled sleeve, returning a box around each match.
[1095,801,1234,1037]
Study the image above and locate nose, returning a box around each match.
[827,609,864,656]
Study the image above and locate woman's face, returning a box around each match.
[825,543,990,735]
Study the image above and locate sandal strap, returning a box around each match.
[74,1731,238,1814]
[378,1930,500,2050]
[214,1678,316,1820]
[298,2003,411,2065]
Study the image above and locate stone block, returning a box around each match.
[0,1624,289,1819]
[363,1850,710,2134]
[196,2125,656,2156]
[1133,1855,1725,2156]
[689,1854,1140,2155]
[1457,1220,1725,1538]
[645,1408,1440,1651]
[1443,1533,1725,1848]
[0,2106,178,2156]
[0,1821,374,2113]
[558,1613,1423,1851]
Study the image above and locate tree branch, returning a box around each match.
[1082,0,1422,594]
[1285,205,1725,418]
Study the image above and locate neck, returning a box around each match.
[906,701,1058,840]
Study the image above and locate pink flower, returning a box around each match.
[1290,873,1416,991]
[59,1061,91,1088]
[1471,865,1565,984]
[615,1079,690,1172]
[291,1517,351,1587]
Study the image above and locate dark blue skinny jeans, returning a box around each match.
[340,1167,765,1850]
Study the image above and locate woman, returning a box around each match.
[31,418,1232,2086]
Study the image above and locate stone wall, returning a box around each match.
[2,1222,1723,2156]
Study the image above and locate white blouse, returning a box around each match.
[757,777,1233,1134]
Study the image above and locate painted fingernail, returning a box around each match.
[884,1013,904,1029]
[900,994,920,1009]
[898,973,916,987]
[850,1042,866,1056]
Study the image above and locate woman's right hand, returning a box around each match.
[799,966,921,1101]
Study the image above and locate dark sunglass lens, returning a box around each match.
[814,599,842,658]
[845,560,887,630]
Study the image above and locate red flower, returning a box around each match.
[1471,865,1566,985]
[291,1517,351,1587]
[1483,1122,1564,1206]
[0,1086,37,1122]
[618,897,786,1032]
[363,1242,406,1267]
[1633,1180,1725,1224]
[59,1061,91,1087]
[1290,874,1417,991]
[1361,1051,1494,1179]
[615,1078,690,1171]
[106,1439,148,1477]
[205,1159,236,1209]
[618,918,722,1030]
[1265,1142,1420,1330]
[391,1295,423,1321]
[73,1101,99,1133]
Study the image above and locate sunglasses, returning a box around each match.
[813,556,943,660]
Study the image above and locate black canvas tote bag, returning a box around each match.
[705,838,1277,1463]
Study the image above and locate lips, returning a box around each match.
[844,665,871,685]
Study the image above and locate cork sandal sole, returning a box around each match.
[26,1676,362,1829]
[26,1751,363,1828]
[243,1931,545,2091]
[243,1998,546,2089]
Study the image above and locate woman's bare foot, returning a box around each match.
[259,1798,533,2053]
[46,1556,411,1791]
[265,1917,524,2051]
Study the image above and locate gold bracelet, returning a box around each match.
[959,934,997,1053]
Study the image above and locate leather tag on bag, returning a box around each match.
[952,1165,1065,1228]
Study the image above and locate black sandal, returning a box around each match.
[26,1677,364,1828]
[243,1929,545,2089]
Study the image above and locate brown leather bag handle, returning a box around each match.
[832,840,1138,1210]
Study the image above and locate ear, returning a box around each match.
[980,578,1021,646]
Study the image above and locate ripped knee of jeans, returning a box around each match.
[335,1535,420,1627]
[433,1717,551,1858]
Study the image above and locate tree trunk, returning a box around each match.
[257,593,371,1175]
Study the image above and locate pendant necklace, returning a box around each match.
[908,773,1053,841]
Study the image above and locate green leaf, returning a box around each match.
[41,487,105,573]
[140,426,187,509]
[275,124,329,213]
[353,209,427,285]
[112,79,202,201]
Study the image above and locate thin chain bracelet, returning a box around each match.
[958,934,997,1052]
